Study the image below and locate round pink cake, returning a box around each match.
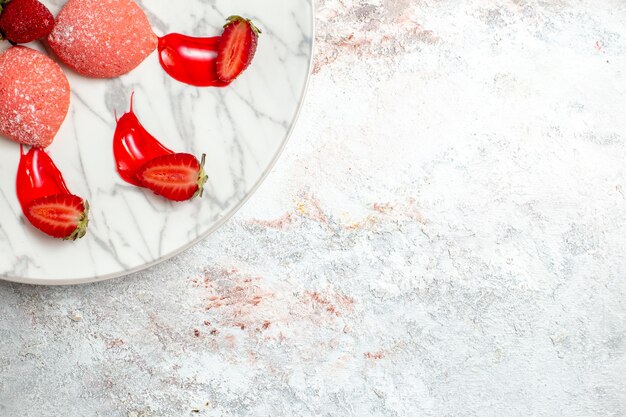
[0,47,70,148]
[47,0,157,78]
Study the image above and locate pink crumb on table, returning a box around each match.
[0,46,70,148]
[47,0,157,78]
[364,351,385,360]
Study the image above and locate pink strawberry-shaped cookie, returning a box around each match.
[47,0,157,78]
[0,46,70,147]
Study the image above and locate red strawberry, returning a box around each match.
[216,15,261,83]
[0,0,54,44]
[136,153,208,202]
[23,194,89,240]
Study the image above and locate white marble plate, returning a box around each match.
[0,0,313,285]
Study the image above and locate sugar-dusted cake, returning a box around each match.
[47,0,157,78]
[0,46,70,148]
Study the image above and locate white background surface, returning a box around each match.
[1,0,626,415]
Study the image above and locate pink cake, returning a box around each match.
[47,0,157,78]
[0,47,70,148]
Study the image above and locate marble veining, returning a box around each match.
[0,0,313,283]
[1,1,625,416]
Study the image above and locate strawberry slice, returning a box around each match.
[216,15,261,83]
[0,0,55,44]
[23,194,89,240]
[135,153,208,202]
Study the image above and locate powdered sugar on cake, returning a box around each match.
[47,0,157,78]
[0,47,70,147]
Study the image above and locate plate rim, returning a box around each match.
[1,1,316,286]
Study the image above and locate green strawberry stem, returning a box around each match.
[0,0,9,40]
[194,153,209,199]
[65,200,90,241]
[0,0,10,15]
[224,15,262,35]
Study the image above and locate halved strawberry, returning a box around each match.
[0,0,55,44]
[216,15,261,83]
[135,153,208,202]
[23,194,89,240]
